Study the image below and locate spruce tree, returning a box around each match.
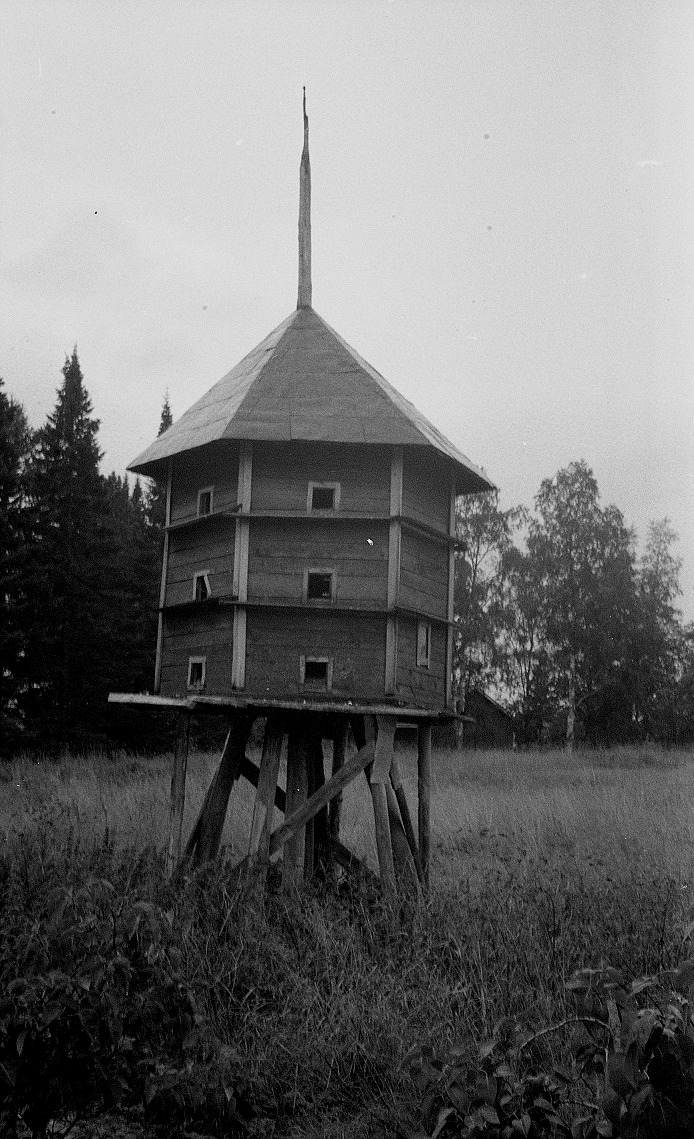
[0,379,32,746]
[22,350,113,744]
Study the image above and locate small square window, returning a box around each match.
[416,621,431,668]
[305,569,335,602]
[197,487,214,517]
[193,572,211,602]
[307,482,340,511]
[187,656,206,690]
[300,656,333,689]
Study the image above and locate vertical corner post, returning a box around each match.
[329,721,349,842]
[417,721,432,890]
[385,447,403,696]
[445,468,457,710]
[232,442,253,689]
[370,716,397,901]
[303,733,315,878]
[154,459,173,694]
[166,711,190,879]
[247,715,285,888]
[310,736,330,877]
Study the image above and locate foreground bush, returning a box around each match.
[0,817,690,1137]
[406,960,694,1137]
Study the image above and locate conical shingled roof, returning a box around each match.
[128,306,493,494]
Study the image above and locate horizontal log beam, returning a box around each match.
[109,691,455,722]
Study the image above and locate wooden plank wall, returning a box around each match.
[402,448,451,533]
[395,617,446,708]
[245,610,387,700]
[247,519,389,605]
[169,446,239,525]
[231,442,253,688]
[398,529,448,619]
[166,527,236,606]
[160,611,234,696]
[158,440,455,708]
[385,448,403,694]
[251,441,390,513]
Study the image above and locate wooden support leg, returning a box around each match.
[329,722,349,842]
[166,713,190,879]
[282,732,308,891]
[350,715,366,750]
[304,733,316,880]
[266,739,375,859]
[370,717,397,902]
[417,722,432,890]
[390,756,426,889]
[192,715,251,867]
[311,737,330,877]
[247,716,285,888]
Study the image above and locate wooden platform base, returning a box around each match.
[109,693,437,897]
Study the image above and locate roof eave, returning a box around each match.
[452,461,496,496]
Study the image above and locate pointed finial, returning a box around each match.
[297,87,312,308]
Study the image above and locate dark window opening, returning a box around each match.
[187,657,206,689]
[306,571,334,601]
[194,573,210,602]
[304,659,329,683]
[308,481,340,511]
[311,485,335,510]
[197,487,213,517]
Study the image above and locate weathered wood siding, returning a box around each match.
[159,611,234,697]
[161,449,239,608]
[399,529,448,619]
[395,616,447,708]
[245,610,387,700]
[402,448,450,533]
[247,518,389,606]
[156,440,453,709]
[251,442,390,514]
[165,524,236,606]
[169,446,239,525]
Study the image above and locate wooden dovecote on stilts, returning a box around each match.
[110,95,494,898]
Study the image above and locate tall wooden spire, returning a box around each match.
[297,88,312,309]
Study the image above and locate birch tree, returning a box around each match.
[527,461,636,749]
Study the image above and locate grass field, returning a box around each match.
[1,743,693,1137]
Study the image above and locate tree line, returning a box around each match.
[1,351,692,751]
[0,351,171,752]
[455,466,694,746]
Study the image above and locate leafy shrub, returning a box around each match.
[0,863,262,1137]
[405,959,694,1138]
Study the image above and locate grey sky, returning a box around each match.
[2,1,693,614]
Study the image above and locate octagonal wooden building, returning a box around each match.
[115,98,493,894]
[129,127,491,715]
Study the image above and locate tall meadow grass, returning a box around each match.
[1,743,692,1137]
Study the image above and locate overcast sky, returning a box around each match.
[2,1,693,615]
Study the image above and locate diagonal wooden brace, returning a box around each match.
[390,756,425,889]
[267,739,375,858]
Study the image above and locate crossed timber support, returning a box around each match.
[165,708,433,898]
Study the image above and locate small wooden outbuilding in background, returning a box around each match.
[111,96,493,898]
[461,691,515,749]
